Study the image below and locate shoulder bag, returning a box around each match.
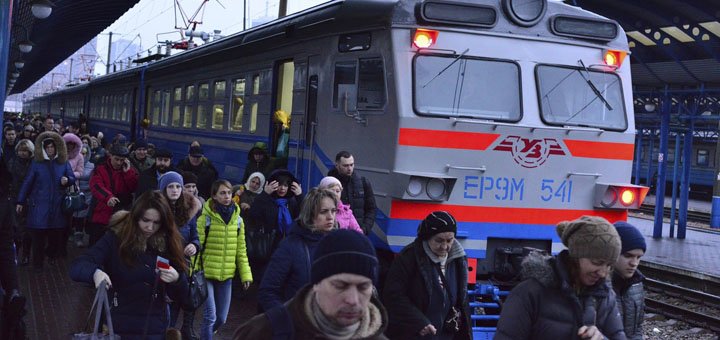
[184,216,211,310]
[72,283,121,339]
[63,183,88,214]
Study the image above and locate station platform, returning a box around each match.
[628,216,720,278]
[642,194,712,214]
[16,245,256,340]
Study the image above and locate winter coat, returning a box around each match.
[7,140,34,199]
[129,152,154,173]
[173,192,201,252]
[74,146,95,218]
[612,270,645,340]
[328,168,376,234]
[234,284,390,340]
[90,146,106,165]
[258,221,327,312]
[241,143,271,183]
[69,217,189,339]
[383,239,472,340]
[195,200,252,282]
[89,159,139,225]
[135,165,178,199]
[63,133,85,178]
[337,201,363,233]
[495,250,626,340]
[176,157,218,199]
[17,131,76,229]
[2,140,16,164]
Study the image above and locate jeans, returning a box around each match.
[201,279,232,339]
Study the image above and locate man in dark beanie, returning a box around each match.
[180,171,201,202]
[128,139,154,172]
[612,221,647,340]
[384,211,472,339]
[234,229,389,339]
[135,148,175,199]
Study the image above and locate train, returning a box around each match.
[25,0,645,334]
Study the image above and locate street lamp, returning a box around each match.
[13,24,34,53]
[30,0,55,19]
[11,72,20,78]
[14,60,25,69]
[644,103,656,113]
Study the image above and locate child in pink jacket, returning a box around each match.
[318,176,363,234]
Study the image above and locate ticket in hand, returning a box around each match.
[156,256,170,270]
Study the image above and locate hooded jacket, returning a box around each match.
[383,238,472,340]
[242,142,271,183]
[63,133,85,178]
[495,250,626,340]
[195,199,252,282]
[89,157,139,225]
[258,221,328,312]
[234,284,389,340]
[247,169,302,237]
[612,270,645,340]
[17,131,76,229]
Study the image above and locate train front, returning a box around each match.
[383,0,648,282]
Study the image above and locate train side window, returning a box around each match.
[697,149,709,167]
[186,84,199,128]
[171,87,182,127]
[162,90,170,127]
[253,75,260,95]
[122,93,129,121]
[357,58,385,110]
[230,78,246,131]
[333,61,357,109]
[250,102,258,133]
[212,80,226,130]
[149,90,158,126]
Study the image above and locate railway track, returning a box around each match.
[634,203,711,224]
[640,262,720,333]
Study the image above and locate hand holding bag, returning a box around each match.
[63,184,88,214]
[72,283,121,339]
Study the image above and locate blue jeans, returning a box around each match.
[201,279,232,339]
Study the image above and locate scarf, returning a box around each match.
[216,202,235,225]
[275,198,292,236]
[423,241,449,275]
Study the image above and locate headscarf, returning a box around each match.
[244,172,266,195]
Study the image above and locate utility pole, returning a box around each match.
[278,0,287,18]
[243,0,247,30]
[68,57,73,83]
[106,32,113,75]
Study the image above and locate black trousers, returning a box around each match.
[0,197,18,291]
[29,229,63,268]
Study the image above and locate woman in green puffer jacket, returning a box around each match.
[196,179,252,339]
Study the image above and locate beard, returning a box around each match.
[156,164,170,174]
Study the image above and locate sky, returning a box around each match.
[93,0,327,75]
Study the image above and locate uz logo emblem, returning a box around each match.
[493,136,566,168]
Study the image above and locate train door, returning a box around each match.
[303,55,321,190]
[269,59,295,172]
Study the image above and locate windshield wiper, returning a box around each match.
[577,60,612,111]
[422,48,470,88]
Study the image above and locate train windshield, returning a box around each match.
[413,55,520,121]
[537,65,627,130]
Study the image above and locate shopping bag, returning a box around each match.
[63,185,88,214]
[72,284,121,339]
[245,228,277,263]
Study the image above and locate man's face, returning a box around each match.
[4,130,16,144]
[189,154,202,166]
[335,156,355,177]
[135,147,147,160]
[183,183,197,196]
[110,155,126,170]
[155,157,172,173]
[313,273,373,327]
[614,249,644,279]
[44,118,54,131]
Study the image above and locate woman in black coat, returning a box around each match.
[69,191,189,340]
[495,216,627,340]
[247,169,302,240]
[383,211,472,340]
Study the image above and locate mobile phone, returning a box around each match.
[156,256,170,270]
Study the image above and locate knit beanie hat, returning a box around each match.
[556,216,621,264]
[613,221,647,253]
[311,229,379,285]
[158,171,183,191]
[417,211,457,240]
[181,171,198,185]
[318,176,341,189]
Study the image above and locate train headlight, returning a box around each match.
[603,50,626,69]
[426,178,447,201]
[594,184,648,210]
[413,29,439,49]
[407,177,424,197]
[620,188,635,206]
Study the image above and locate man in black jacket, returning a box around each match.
[135,148,175,199]
[328,151,376,235]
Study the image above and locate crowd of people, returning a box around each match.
[0,112,649,340]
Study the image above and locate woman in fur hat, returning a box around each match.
[495,216,626,340]
[15,131,76,271]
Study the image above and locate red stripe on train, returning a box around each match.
[564,140,634,160]
[398,128,499,150]
[390,200,627,224]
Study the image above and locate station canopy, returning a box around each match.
[8,0,141,94]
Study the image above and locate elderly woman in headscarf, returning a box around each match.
[16,131,76,271]
[495,216,626,340]
[239,172,265,214]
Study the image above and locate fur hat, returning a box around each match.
[613,221,647,253]
[417,211,457,240]
[311,229,378,285]
[556,216,621,264]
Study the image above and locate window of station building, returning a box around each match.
[231,78,246,131]
[697,149,709,167]
[171,87,182,127]
[212,80,226,130]
[185,84,198,128]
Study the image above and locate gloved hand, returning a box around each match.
[93,269,112,289]
[158,266,179,283]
